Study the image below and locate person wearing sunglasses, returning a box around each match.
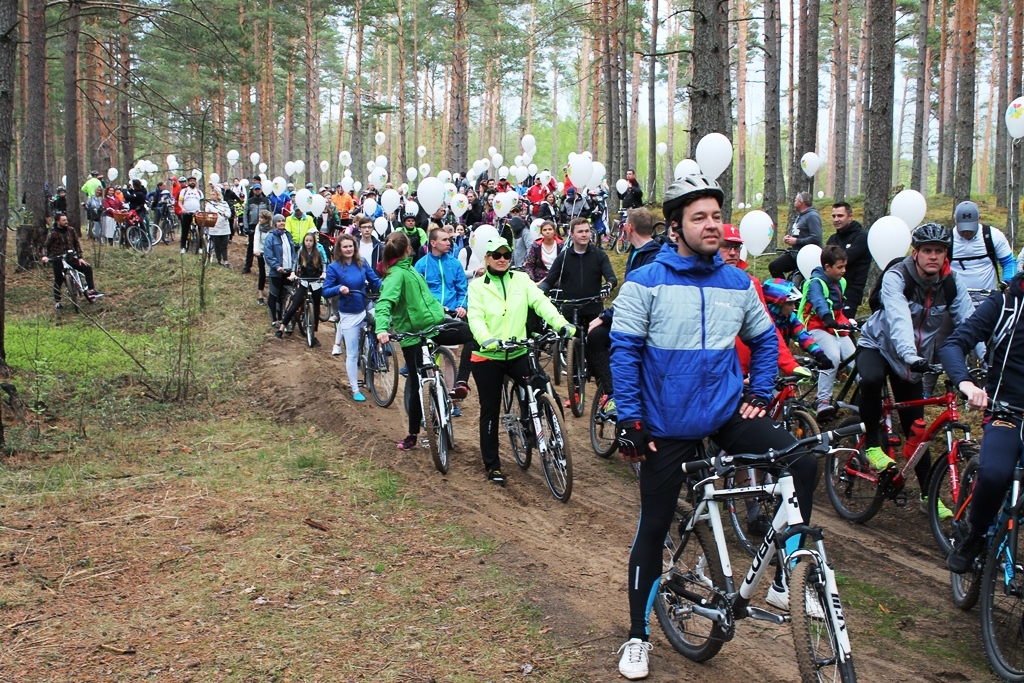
[467,237,576,487]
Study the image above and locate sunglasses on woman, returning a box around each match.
[489,251,512,261]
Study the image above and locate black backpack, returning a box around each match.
[951,224,1000,276]
[868,257,957,313]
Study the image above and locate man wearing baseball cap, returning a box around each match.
[950,200,1016,296]
[243,182,272,273]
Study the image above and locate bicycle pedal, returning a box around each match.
[891,491,908,507]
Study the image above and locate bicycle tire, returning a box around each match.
[160,216,175,243]
[502,377,531,470]
[589,390,617,458]
[928,442,977,556]
[949,456,982,610]
[304,308,315,348]
[148,222,163,245]
[613,224,629,254]
[652,220,668,241]
[567,337,585,418]
[824,416,884,523]
[786,408,823,489]
[654,513,728,662]
[790,557,858,683]
[365,334,399,408]
[434,346,457,389]
[189,227,201,254]
[552,337,565,386]
[63,271,80,311]
[538,394,572,502]
[979,511,1024,681]
[725,467,776,557]
[111,226,122,246]
[127,225,152,254]
[420,379,445,473]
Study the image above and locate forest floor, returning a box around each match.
[0,226,1005,682]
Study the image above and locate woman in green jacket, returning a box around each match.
[375,232,474,451]
[467,237,575,486]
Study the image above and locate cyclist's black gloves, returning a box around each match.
[812,350,834,370]
[741,392,769,411]
[600,283,613,298]
[908,358,931,373]
[821,313,838,329]
[616,420,652,460]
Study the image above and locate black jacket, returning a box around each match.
[598,238,660,325]
[618,180,643,209]
[245,193,272,231]
[539,243,617,318]
[826,219,869,316]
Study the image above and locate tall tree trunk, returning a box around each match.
[996,0,1010,207]
[940,1,959,196]
[0,0,16,369]
[578,25,591,151]
[118,10,132,172]
[63,0,82,233]
[864,0,895,230]
[351,0,364,171]
[86,26,101,175]
[789,0,819,196]
[1011,0,1024,241]
[647,0,658,200]
[911,1,930,193]
[284,59,294,163]
[832,0,849,201]
[239,9,252,161]
[689,0,732,222]
[665,8,678,185]
[894,75,910,183]
[521,0,537,135]
[551,53,559,172]
[952,0,978,203]
[852,16,869,194]
[396,0,407,177]
[447,0,469,171]
[764,0,783,231]
[20,0,45,267]
[305,4,319,187]
[266,3,276,170]
[982,18,999,196]
[786,0,796,193]
[935,0,947,194]
[735,0,747,204]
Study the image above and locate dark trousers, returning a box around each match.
[51,259,94,301]
[245,230,255,271]
[267,275,286,323]
[855,347,931,487]
[400,321,474,435]
[179,213,194,250]
[211,234,229,263]
[470,354,533,472]
[970,416,1024,536]
[585,321,615,393]
[280,283,321,332]
[256,254,267,292]
[768,251,798,279]
[627,411,812,640]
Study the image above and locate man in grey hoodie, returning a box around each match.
[769,191,822,279]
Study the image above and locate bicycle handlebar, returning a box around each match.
[680,422,866,475]
[389,321,461,343]
[549,294,605,306]
[490,330,560,352]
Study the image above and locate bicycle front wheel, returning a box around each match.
[63,271,80,311]
[127,225,152,254]
[365,334,399,407]
[589,390,617,458]
[791,557,857,683]
[422,379,447,474]
[304,309,315,348]
[502,377,531,469]
[725,467,775,557]
[567,337,585,418]
[552,337,565,386]
[654,514,728,662]
[979,512,1024,681]
[949,456,982,611]
[928,442,978,557]
[538,395,572,502]
[148,222,162,245]
[824,417,884,523]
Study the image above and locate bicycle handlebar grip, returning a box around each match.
[830,422,866,439]
[681,458,713,474]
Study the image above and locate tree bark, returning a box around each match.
[852,15,869,194]
[118,10,133,172]
[736,0,747,204]
[578,23,591,151]
[864,0,895,230]
[952,0,977,203]
[910,0,929,193]
[689,0,732,222]
[63,0,82,233]
[19,0,46,268]
[447,0,468,172]
[0,0,16,369]
[789,0,819,196]
[832,0,849,201]
[239,8,252,162]
[351,0,364,173]
[305,4,320,188]
[996,0,1010,207]
[665,7,678,185]
[551,53,559,172]
[647,0,658,201]
[935,0,947,194]
[764,0,783,231]
[787,0,796,193]
[940,1,959,196]
[1011,0,1024,242]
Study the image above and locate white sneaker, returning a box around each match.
[616,638,652,680]
[766,581,790,611]
[803,590,827,620]
[180,247,186,254]
[331,344,343,356]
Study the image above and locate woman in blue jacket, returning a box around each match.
[324,233,382,401]
[263,214,296,326]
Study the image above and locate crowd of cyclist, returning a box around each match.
[43,161,1024,680]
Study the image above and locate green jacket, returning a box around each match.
[286,214,316,246]
[374,257,446,347]
[468,268,569,360]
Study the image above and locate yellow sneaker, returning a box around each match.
[864,446,895,472]
[921,495,953,520]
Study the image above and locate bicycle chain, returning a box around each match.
[706,585,736,642]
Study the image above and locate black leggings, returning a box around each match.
[855,347,931,487]
[256,254,267,292]
[267,275,286,323]
[280,283,321,331]
[970,416,1024,537]
[768,251,798,279]
[211,234,229,263]
[400,321,474,435]
[627,411,814,640]
[470,354,533,472]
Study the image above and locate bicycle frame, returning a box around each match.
[505,336,560,457]
[416,337,451,434]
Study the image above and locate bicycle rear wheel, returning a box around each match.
[791,557,857,683]
[824,417,884,523]
[538,395,572,502]
[979,512,1024,681]
[189,227,201,254]
[589,390,617,458]
[654,514,728,662]
[949,456,982,611]
[786,408,822,488]
[502,377,531,469]
[567,337,585,418]
[422,379,447,474]
[364,333,399,407]
[148,222,163,245]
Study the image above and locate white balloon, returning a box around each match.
[800,152,821,178]
[399,183,409,195]
[140,179,147,188]
[889,189,928,230]
[272,176,287,196]
[817,191,825,199]
[539,171,551,186]
[450,193,469,217]
[375,155,388,169]
[341,177,354,192]
[755,192,763,201]
[493,191,514,218]
[404,200,419,216]
[258,163,268,173]
[491,153,504,170]
[521,134,536,153]
[61,174,66,186]
[375,131,386,146]
[344,169,352,178]
[419,163,431,177]
[294,189,314,211]
[514,155,524,167]
[470,224,500,250]
[294,160,305,174]
[443,182,458,205]
[528,163,538,176]
[366,160,376,173]
[310,194,327,216]
[616,178,628,194]
[407,167,418,182]
[738,210,775,257]
[694,133,733,179]
[354,181,362,193]
[167,159,180,172]
[588,161,606,189]
[259,174,269,187]
[481,158,491,170]
[370,168,389,189]
[656,142,668,156]
[1006,96,1024,139]
[797,245,823,280]
[192,169,203,180]
[107,167,118,181]
[557,182,564,193]
[488,146,498,157]
[320,160,330,173]
[497,165,510,180]
[227,149,239,164]
[529,218,544,241]
[581,151,593,160]
[339,150,352,167]
[373,216,389,237]
[417,177,445,214]
[514,166,529,183]
[472,159,486,175]
[285,161,296,177]
[567,154,594,188]
[250,152,260,165]
[363,198,378,215]
[437,169,452,184]
[210,172,220,185]
[867,215,912,269]
[380,188,401,214]
[417,145,427,158]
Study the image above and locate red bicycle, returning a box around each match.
[824,365,976,542]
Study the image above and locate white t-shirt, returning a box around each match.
[180,187,204,214]
[950,226,1012,290]
[541,241,558,270]
[359,240,374,268]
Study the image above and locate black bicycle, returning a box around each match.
[550,293,606,418]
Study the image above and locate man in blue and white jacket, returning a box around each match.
[610,174,817,680]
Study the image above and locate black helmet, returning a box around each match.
[662,174,725,219]
[911,222,951,249]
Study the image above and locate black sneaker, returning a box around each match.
[947,531,987,574]
[311,338,321,347]
[487,469,507,487]
[257,296,265,306]
[54,302,63,311]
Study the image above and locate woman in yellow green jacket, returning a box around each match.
[467,237,575,486]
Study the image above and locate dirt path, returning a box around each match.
[255,334,990,682]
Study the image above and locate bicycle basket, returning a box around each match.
[194,211,220,228]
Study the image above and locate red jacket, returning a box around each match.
[736,275,800,375]
[525,184,547,213]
